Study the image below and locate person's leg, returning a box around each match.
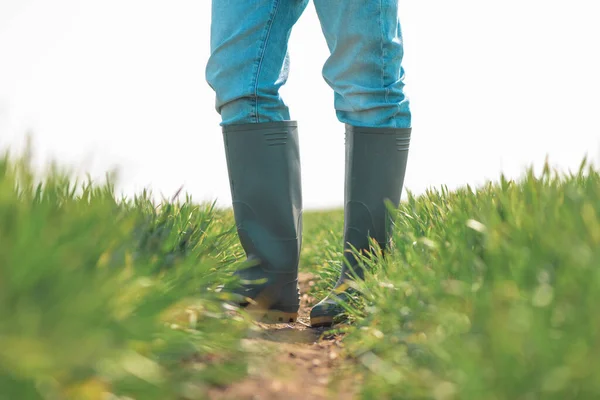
[312,0,411,129]
[310,0,412,326]
[205,0,309,125]
[205,0,309,322]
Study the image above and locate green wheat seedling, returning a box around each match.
[335,161,600,399]
[3,147,599,400]
[0,152,248,400]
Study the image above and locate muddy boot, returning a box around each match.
[223,121,303,323]
[310,125,411,327]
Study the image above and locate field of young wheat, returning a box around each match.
[1,150,599,399]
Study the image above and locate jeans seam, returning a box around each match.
[253,0,281,124]
[379,0,388,107]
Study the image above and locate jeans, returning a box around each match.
[205,0,411,129]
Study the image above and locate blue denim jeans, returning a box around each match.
[205,0,411,128]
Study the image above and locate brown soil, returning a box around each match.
[208,273,359,400]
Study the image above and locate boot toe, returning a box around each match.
[310,297,342,327]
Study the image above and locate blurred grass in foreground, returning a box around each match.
[3,147,599,400]
[0,152,249,400]
[329,161,600,399]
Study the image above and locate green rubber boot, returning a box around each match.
[310,125,411,327]
[223,121,302,323]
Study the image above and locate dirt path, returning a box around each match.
[208,273,358,400]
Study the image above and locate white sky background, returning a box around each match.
[0,0,599,209]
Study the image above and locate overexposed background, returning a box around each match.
[1,0,599,209]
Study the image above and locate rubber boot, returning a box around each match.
[310,125,410,327]
[222,121,303,323]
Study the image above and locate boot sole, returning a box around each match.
[246,308,298,324]
[241,282,300,324]
[262,310,298,324]
[310,315,334,327]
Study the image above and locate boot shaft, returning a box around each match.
[222,122,303,314]
[342,124,411,276]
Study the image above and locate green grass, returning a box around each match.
[3,147,599,400]
[300,209,343,295]
[334,161,600,399]
[0,152,250,399]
